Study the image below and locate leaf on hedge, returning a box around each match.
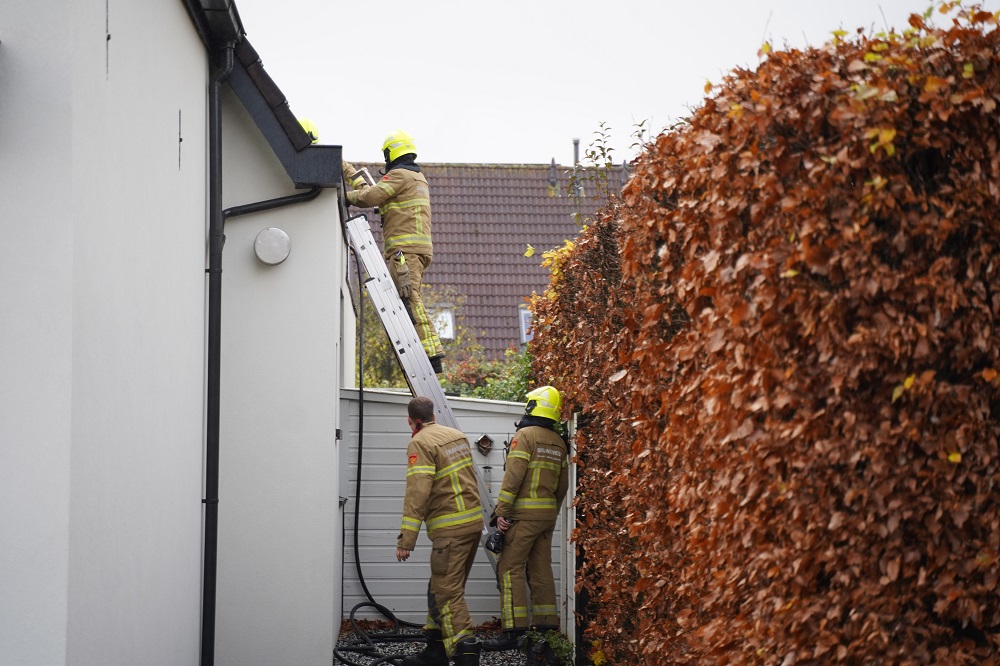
[781,269,799,278]
[963,62,975,79]
[702,249,721,272]
[729,301,748,326]
[886,556,901,581]
[981,368,997,382]
[892,384,905,403]
[948,452,962,464]
[855,84,880,101]
[924,76,949,93]
[706,329,726,353]
[904,374,915,390]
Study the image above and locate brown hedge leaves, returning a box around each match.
[529,5,1000,664]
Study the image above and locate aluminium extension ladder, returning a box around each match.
[345,213,499,572]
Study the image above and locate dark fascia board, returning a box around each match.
[180,1,342,189]
[226,40,342,188]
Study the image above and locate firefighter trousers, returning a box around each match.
[496,518,559,630]
[387,250,444,358]
[425,529,480,655]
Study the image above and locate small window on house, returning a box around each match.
[433,308,455,341]
[518,305,533,344]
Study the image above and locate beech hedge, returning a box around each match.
[529,5,1000,664]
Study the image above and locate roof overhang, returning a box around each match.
[181,0,342,189]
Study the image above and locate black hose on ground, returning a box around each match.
[333,602,424,666]
[335,247,426,666]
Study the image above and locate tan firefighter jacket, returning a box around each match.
[495,425,569,522]
[398,423,483,551]
[346,165,432,258]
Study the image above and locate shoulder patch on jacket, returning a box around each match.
[510,438,518,450]
[408,454,418,465]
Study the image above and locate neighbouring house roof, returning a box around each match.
[348,161,627,359]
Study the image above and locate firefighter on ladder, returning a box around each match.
[484,386,569,651]
[396,397,484,666]
[343,130,446,373]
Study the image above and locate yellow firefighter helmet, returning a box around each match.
[298,117,319,144]
[525,386,561,421]
[382,129,417,162]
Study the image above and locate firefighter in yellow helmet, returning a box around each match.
[396,396,484,666]
[298,117,320,144]
[298,117,360,189]
[343,130,445,373]
[484,386,569,651]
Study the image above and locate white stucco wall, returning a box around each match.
[213,90,346,666]
[1,1,208,665]
[339,389,567,626]
[0,3,75,664]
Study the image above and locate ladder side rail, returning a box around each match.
[364,277,434,393]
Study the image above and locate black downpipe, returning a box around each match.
[200,43,324,666]
[201,40,234,666]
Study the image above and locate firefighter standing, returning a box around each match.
[484,386,569,650]
[344,130,446,373]
[396,396,483,666]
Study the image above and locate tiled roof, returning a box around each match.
[348,162,623,359]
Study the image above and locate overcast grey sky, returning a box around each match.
[234,0,988,166]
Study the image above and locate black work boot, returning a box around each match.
[401,628,448,666]
[429,354,444,374]
[532,624,560,633]
[452,636,482,666]
[482,628,526,651]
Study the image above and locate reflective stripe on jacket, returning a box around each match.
[398,423,483,550]
[347,167,432,257]
[495,425,568,522]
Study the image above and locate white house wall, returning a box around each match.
[214,89,346,666]
[339,389,565,625]
[1,1,208,665]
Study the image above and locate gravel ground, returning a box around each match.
[333,627,531,665]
